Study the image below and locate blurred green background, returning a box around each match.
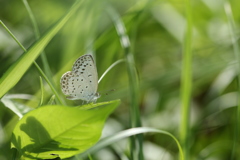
[1,0,240,159]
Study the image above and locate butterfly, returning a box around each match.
[60,54,100,102]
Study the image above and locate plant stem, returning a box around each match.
[22,0,53,81]
[38,76,44,107]
[107,6,143,160]
[79,127,184,160]
[0,20,64,105]
[11,148,18,160]
[98,59,125,84]
[180,0,192,159]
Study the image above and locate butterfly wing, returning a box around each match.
[60,54,98,101]
[60,71,72,96]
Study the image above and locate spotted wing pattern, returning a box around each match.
[60,54,98,102]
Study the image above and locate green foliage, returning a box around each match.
[79,127,184,160]
[1,0,240,160]
[11,100,119,159]
[0,1,82,100]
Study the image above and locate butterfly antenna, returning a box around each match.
[98,89,116,98]
[104,89,116,95]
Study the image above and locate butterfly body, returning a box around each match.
[60,54,99,102]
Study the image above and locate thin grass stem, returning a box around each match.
[88,154,93,160]
[0,20,64,105]
[98,59,125,84]
[107,6,143,160]
[79,127,184,160]
[180,0,192,159]
[22,0,53,80]
[38,76,44,107]
[47,95,56,105]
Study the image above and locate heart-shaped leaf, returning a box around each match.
[11,100,120,159]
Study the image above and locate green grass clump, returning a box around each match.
[0,0,240,160]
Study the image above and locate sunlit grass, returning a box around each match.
[0,0,239,159]
[225,2,240,160]
[180,0,192,159]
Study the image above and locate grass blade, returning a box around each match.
[179,0,193,159]
[98,59,125,84]
[79,127,184,160]
[47,95,56,105]
[0,0,84,99]
[0,19,64,105]
[107,6,143,160]
[38,76,44,107]
[22,0,53,82]
[224,2,240,159]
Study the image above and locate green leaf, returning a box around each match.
[0,0,84,99]
[11,99,120,160]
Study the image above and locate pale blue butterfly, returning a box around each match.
[60,54,100,102]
